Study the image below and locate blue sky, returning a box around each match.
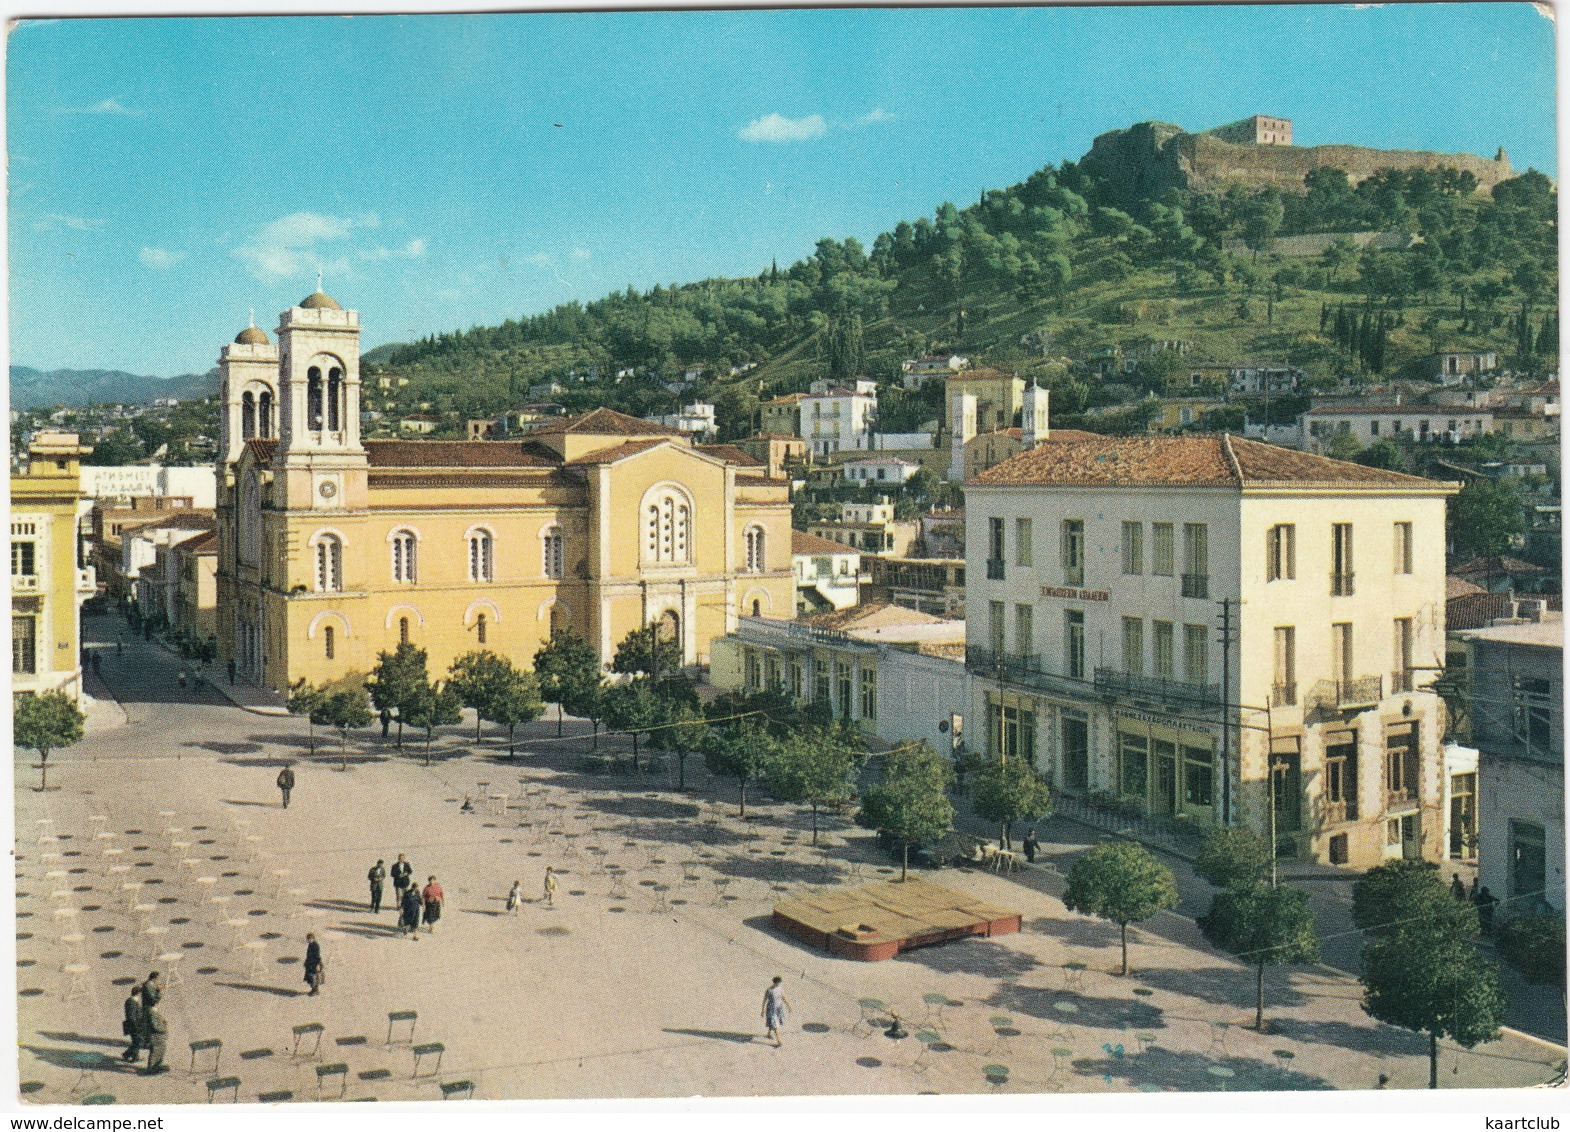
[7,4,1558,378]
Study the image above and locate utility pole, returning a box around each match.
[1216,597,1239,826]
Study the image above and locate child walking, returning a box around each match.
[506,879,523,915]
[543,866,558,908]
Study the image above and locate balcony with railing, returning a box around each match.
[1385,787,1418,812]
[1323,799,1355,825]
[1181,573,1209,599]
[1094,666,1222,711]
[985,559,1005,580]
[11,573,39,594]
[968,647,1086,699]
[1330,572,1356,597]
[1307,675,1383,711]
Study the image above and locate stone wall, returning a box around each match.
[1081,121,1515,205]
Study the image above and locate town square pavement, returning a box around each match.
[12,615,1565,1104]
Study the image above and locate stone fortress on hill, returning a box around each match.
[1081,114,1516,203]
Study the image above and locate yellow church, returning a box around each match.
[215,291,795,695]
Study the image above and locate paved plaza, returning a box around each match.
[13,618,1566,1104]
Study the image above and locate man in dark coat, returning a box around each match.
[121,984,144,1061]
[303,933,324,995]
[391,854,413,903]
[399,883,423,939]
[140,1006,169,1075]
[368,859,387,913]
[277,765,295,808]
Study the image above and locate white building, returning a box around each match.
[654,402,718,440]
[902,354,970,389]
[801,380,877,457]
[710,609,970,753]
[1454,613,1563,918]
[964,434,1459,870]
[81,464,218,510]
[1228,364,1305,396]
[840,456,921,487]
[1301,404,1495,451]
[792,529,862,613]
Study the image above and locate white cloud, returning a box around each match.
[139,247,186,269]
[232,211,413,282]
[357,238,428,263]
[854,107,896,127]
[63,97,145,116]
[34,213,104,231]
[523,252,555,267]
[738,112,827,143]
[570,247,591,262]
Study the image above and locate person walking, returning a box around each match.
[1474,886,1499,935]
[140,1006,169,1075]
[543,866,558,908]
[761,976,790,1047]
[1451,874,1467,902]
[368,859,387,913]
[421,877,444,934]
[391,853,413,905]
[227,658,237,686]
[1022,829,1040,864]
[140,970,163,1014]
[121,983,145,1062]
[399,882,423,939]
[303,933,325,996]
[276,765,295,809]
[506,880,523,915]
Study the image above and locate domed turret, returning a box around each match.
[300,290,342,311]
[235,325,269,345]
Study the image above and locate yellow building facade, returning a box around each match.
[11,432,95,701]
[215,293,794,695]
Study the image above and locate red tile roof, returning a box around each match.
[244,438,277,462]
[1447,591,1562,631]
[696,444,762,466]
[971,434,1451,490]
[792,529,857,556]
[365,440,559,467]
[527,407,686,437]
[562,439,670,465]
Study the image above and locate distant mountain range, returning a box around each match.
[9,366,218,410]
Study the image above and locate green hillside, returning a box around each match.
[372,142,1558,439]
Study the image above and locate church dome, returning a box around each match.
[299,290,342,311]
[234,325,269,345]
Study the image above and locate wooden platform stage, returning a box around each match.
[771,877,1021,961]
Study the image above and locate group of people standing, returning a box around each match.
[120,972,169,1075]
[1451,872,1501,933]
[369,854,444,938]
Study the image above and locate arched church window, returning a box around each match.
[307,367,324,429]
[242,392,256,440]
[314,535,343,593]
[258,390,274,438]
[391,530,418,584]
[642,487,692,564]
[327,367,343,432]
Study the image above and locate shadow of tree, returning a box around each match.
[986,985,1167,1033]
[580,796,703,821]
[710,856,844,887]
[1132,965,1308,1012]
[1032,915,1123,956]
[219,756,298,769]
[1267,1016,1428,1058]
[186,741,263,755]
[894,938,1042,980]
[1074,1047,1334,1092]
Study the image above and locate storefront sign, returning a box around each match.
[1040,585,1109,602]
